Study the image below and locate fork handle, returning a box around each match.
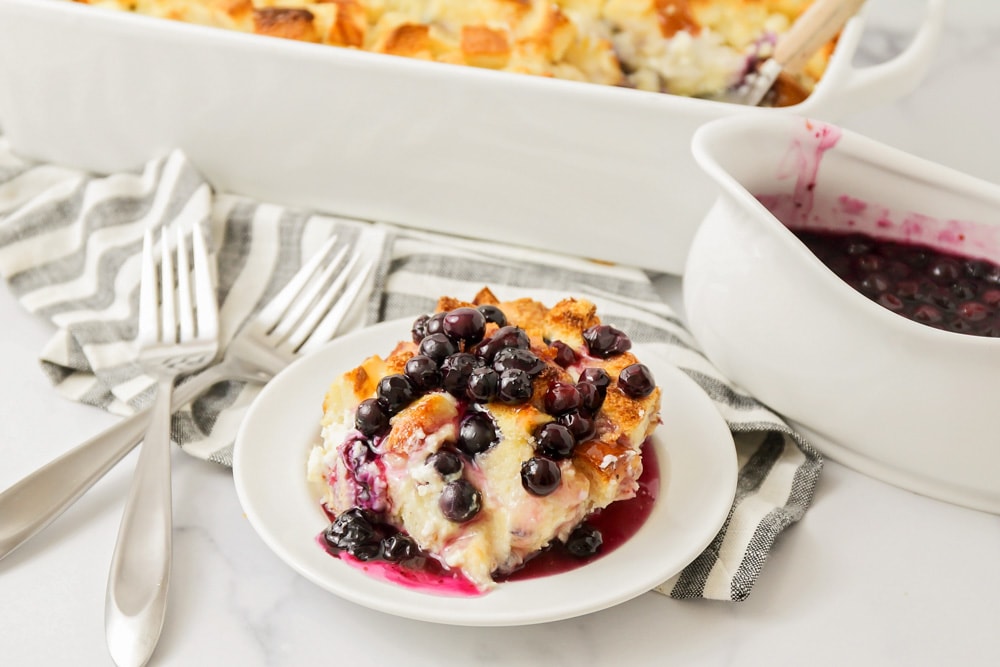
[105,377,174,667]
[0,362,240,562]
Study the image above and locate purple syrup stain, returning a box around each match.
[339,431,389,512]
[769,119,842,227]
[938,229,963,244]
[936,218,971,246]
[762,190,1000,265]
[339,550,483,597]
[900,218,923,238]
[838,195,867,215]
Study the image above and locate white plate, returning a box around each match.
[233,319,738,626]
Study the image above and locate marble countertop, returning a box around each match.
[2,1,999,665]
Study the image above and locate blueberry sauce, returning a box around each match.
[793,229,1000,336]
[317,442,659,595]
[320,540,483,597]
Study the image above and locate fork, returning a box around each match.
[105,224,219,667]
[0,230,376,561]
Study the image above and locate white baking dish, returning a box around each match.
[0,0,943,273]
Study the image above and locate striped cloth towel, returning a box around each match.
[0,138,821,602]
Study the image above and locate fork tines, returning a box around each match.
[138,222,217,348]
[255,234,376,355]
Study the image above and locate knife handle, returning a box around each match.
[0,362,235,562]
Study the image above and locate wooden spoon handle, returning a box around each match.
[775,0,868,74]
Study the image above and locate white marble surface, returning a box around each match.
[3,1,1000,665]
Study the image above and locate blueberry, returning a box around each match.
[543,382,581,415]
[957,301,990,321]
[902,247,931,269]
[859,273,890,295]
[376,374,417,415]
[983,264,1000,285]
[618,363,655,399]
[466,366,499,402]
[457,411,499,455]
[440,352,478,396]
[948,317,975,334]
[351,541,382,561]
[550,340,577,368]
[380,534,420,563]
[951,280,977,301]
[887,260,911,279]
[912,304,943,323]
[410,314,430,343]
[442,307,487,346]
[578,367,611,393]
[964,259,989,280]
[404,354,442,391]
[419,332,457,363]
[520,457,561,496]
[844,235,873,256]
[323,507,379,552]
[475,325,530,362]
[582,325,632,358]
[497,368,533,404]
[425,312,446,336]
[575,381,604,414]
[557,411,595,441]
[477,304,507,327]
[492,347,545,377]
[427,450,463,476]
[877,293,904,312]
[929,258,962,284]
[895,280,920,299]
[929,286,956,308]
[439,480,482,523]
[854,253,884,273]
[355,398,389,437]
[565,523,603,558]
[533,422,576,460]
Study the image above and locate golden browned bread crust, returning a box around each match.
[77,0,837,103]
[253,7,320,41]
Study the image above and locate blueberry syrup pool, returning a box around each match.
[317,441,660,596]
[794,229,1000,336]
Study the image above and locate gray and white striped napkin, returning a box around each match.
[0,138,821,602]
